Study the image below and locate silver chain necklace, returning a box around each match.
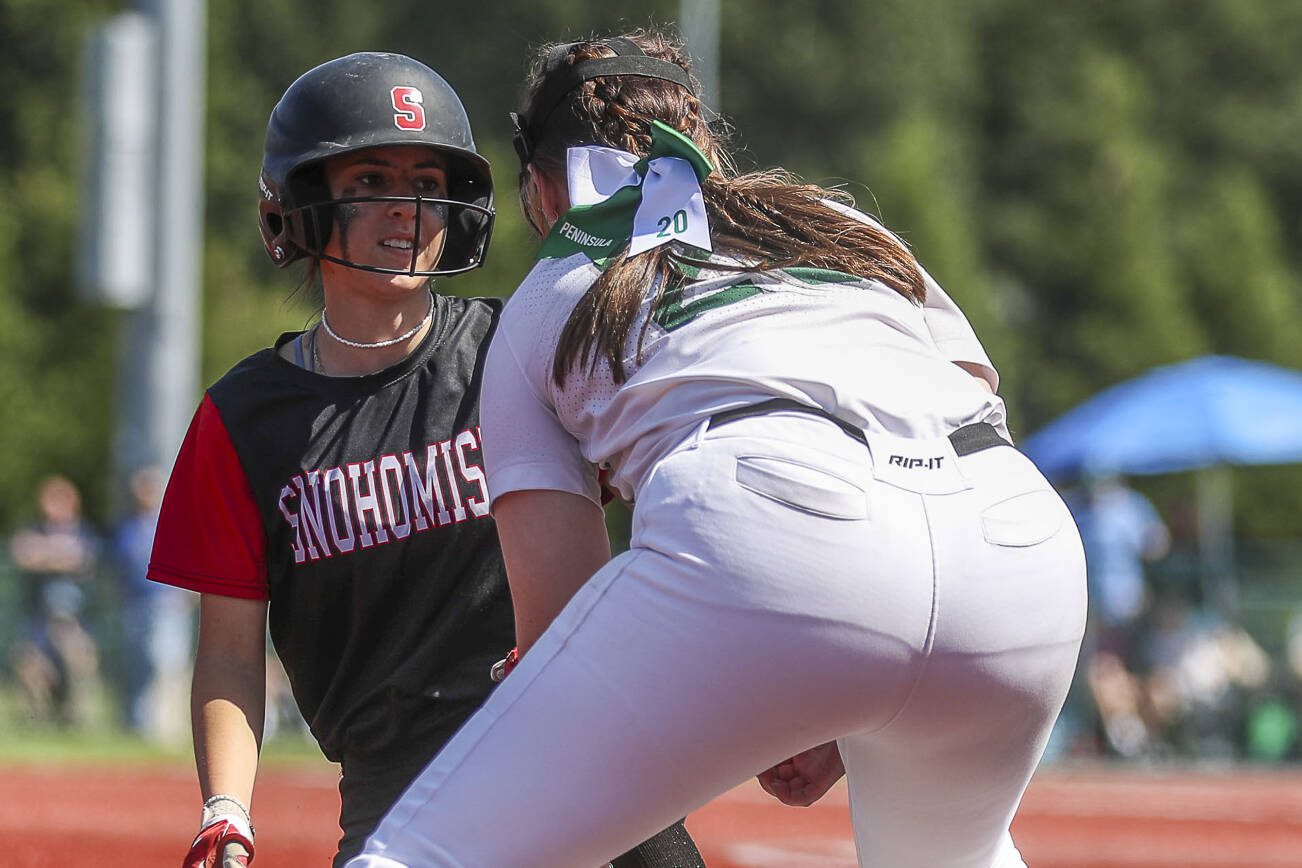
[311,327,325,374]
[319,291,434,349]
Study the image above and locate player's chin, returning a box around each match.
[384,271,433,293]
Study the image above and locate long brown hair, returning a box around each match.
[519,30,928,386]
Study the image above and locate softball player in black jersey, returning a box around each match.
[149,52,703,868]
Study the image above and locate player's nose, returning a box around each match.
[387,197,419,219]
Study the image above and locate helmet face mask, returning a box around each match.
[259,53,494,277]
[295,194,446,277]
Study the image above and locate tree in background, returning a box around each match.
[1,0,1300,536]
[0,0,118,525]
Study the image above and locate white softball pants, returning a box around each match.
[350,412,1087,867]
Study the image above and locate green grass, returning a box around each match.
[0,683,329,768]
[0,728,327,766]
[0,727,329,768]
[0,728,188,764]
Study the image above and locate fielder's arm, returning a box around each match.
[955,361,995,393]
[493,489,612,655]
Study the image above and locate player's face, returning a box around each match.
[320,146,449,291]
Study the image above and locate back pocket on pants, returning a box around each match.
[980,489,1065,547]
[735,454,868,520]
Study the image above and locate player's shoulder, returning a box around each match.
[819,198,882,226]
[818,199,913,250]
[440,292,503,319]
[502,255,597,323]
[209,344,283,391]
[205,341,302,414]
[432,293,504,356]
[518,254,599,297]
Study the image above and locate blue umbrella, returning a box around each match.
[1023,355,1302,478]
[1022,355,1302,614]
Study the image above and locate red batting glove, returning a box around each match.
[490,646,520,682]
[183,818,254,868]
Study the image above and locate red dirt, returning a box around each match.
[3,761,1300,866]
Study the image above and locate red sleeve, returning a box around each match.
[148,394,268,600]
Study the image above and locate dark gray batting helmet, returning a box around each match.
[258,52,494,276]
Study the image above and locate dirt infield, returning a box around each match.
[3,762,1301,866]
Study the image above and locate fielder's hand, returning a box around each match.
[756,740,845,807]
[184,795,255,867]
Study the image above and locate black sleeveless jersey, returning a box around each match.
[149,294,514,762]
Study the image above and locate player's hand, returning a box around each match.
[756,741,845,807]
[490,646,520,682]
[221,840,252,868]
[182,819,254,867]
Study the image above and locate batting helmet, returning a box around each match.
[258,52,494,276]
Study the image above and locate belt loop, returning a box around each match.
[949,422,1010,457]
[683,417,711,451]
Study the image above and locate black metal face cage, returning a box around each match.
[285,194,495,277]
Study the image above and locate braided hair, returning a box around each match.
[517,29,927,386]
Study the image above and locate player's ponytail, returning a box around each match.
[516,30,927,387]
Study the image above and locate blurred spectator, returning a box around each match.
[1244,690,1298,763]
[1053,476,1170,758]
[1235,610,1302,763]
[1083,650,1153,758]
[114,466,194,741]
[1138,590,1270,759]
[8,476,101,727]
[263,649,311,743]
[1286,611,1302,688]
[1068,475,1171,653]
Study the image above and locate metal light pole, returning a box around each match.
[132,0,205,474]
[86,0,205,494]
[680,0,721,112]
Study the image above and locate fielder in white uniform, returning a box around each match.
[353,31,1086,868]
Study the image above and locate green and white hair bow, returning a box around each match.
[537,121,714,267]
